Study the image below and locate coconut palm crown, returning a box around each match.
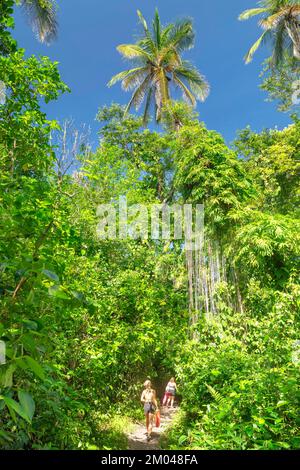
[18,0,58,44]
[239,0,300,65]
[108,9,209,123]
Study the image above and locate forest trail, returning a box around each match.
[127,407,178,450]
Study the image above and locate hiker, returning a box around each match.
[141,379,158,441]
[164,377,177,408]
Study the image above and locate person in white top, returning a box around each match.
[165,377,177,408]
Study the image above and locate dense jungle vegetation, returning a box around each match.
[0,0,299,450]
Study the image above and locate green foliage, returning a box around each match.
[0,4,299,451]
[234,121,300,216]
[166,288,300,449]
[260,57,300,115]
[173,120,256,235]
[0,0,17,56]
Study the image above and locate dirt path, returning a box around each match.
[127,406,178,450]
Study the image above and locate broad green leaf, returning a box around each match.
[21,319,38,331]
[48,285,70,300]
[3,396,30,423]
[18,390,35,422]
[24,356,45,381]
[0,364,16,388]
[178,435,188,445]
[42,269,59,282]
[0,429,13,442]
[71,291,84,301]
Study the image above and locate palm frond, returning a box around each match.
[238,8,269,21]
[160,24,175,47]
[137,36,157,56]
[121,67,150,91]
[240,2,300,65]
[189,79,210,102]
[125,74,153,113]
[137,10,157,55]
[174,62,210,100]
[244,30,270,63]
[271,19,291,65]
[159,47,182,67]
[137,9,149,34]
[260,10,287,29]
[117,44,152,61]
[152,8,161,48]
[173,75,196,105]
[165,18,195,52]
[107,67,148,88]
[21,0,58,44]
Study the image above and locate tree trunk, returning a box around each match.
[233,268,244,315]
[208,241,216,315]
[285,19,300,60]
[186,248,194,317]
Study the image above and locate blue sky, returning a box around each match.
[13,0,291,147]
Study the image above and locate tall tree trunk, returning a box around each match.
[208,241,216,315]
[285,18,300,59]
[233,268,244,315]
[203,265,209,319]
[186,248,194,318]
[215,242,221,285]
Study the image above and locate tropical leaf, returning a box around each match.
[125,74,153,113]
[238,8,269,21]
[165,18,195,52]
[244,30,269,63]
[18,390,35,422]
[240,1,300,63]
[173,75,196,105]
[16,355,45,381]
[107,67,148,88]
[0,364,16,388]
[117,44,151,61]
[137,9,148,33]
[42,268,59,282]
[205,383,228,407]
[2,396,30,423]
[21,0,58,44]
[153,8,161,48]
[48,284,70,300]
[121,67,149,91]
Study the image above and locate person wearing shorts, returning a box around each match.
[141,380,158,441]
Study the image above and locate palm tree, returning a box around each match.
[108,9,209,123]
[18,0,58,44]
[239,0,300,65]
